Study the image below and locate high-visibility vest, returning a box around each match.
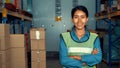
[62,32,98,68]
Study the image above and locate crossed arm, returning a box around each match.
[69,48,99,66]
[69,48,99,60]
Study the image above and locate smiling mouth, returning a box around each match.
[77,23,83,26]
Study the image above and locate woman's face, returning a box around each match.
[72,10,88,30]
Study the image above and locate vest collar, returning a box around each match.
[70,26,90,42]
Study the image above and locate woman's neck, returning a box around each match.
[75,28,85,39]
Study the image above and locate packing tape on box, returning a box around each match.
[36,51,40,54]
[36,31,40,40]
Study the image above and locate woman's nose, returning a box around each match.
[78,17,82,22]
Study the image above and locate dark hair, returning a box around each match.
[71,5,89,18]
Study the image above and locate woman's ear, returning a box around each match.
[86,18,89,22]
[71,18,74,23]
[85,18,89,25]
[71,18,73,21]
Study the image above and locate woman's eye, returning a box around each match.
[74,16,78,18]
[81,16,85,18]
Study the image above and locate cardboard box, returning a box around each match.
[5,49,11,68]
[0,50,11,68]
[31,39,46,50]
[10,34,25,48]
[0,39,1,51]
[0,24,10,36]
[31,50,46,62]
[0,50,10,61]
[31,61,46,68]
[0,24,10,50]
[0,36,10,50]
[0,51,2,68]
[0,48,27,68]
[9,47,28,68]
[2,62,11,68]
[30,28,45,40]
[0,51,6,64]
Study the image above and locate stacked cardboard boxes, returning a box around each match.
[0,42,1,68]
[0,24,10,50]
[30,28,46,68]
[9,34,28,68]
[0,50,11,68]
[0,24,28,68]
[0,24,10,68]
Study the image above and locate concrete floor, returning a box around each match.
[28,52,120,68]
[46,58,120,68]
[47,59,62,68]
[27,57,120,68]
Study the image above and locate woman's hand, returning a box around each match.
[69,56,87,66]
[69,56,82,60]
[92,48,98,55]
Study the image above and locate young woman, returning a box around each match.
[59,5,102,68]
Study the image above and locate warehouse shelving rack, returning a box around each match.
[0,2,33,68]
[95,0,120,68]
[0,2,33,34]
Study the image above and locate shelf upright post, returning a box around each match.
[95,0,100,30]
[108,0,112,68]
[108,19,112,68]
[21,0,23,10]
[21,16,25,34]
[103,18,112,68]
[96,0,100,13]
[21,20,25,34]
[95,0,98,30]
[27,23,31,33]
[30,23,33,28]
[13,20,16,34]
[2,3,7,24]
